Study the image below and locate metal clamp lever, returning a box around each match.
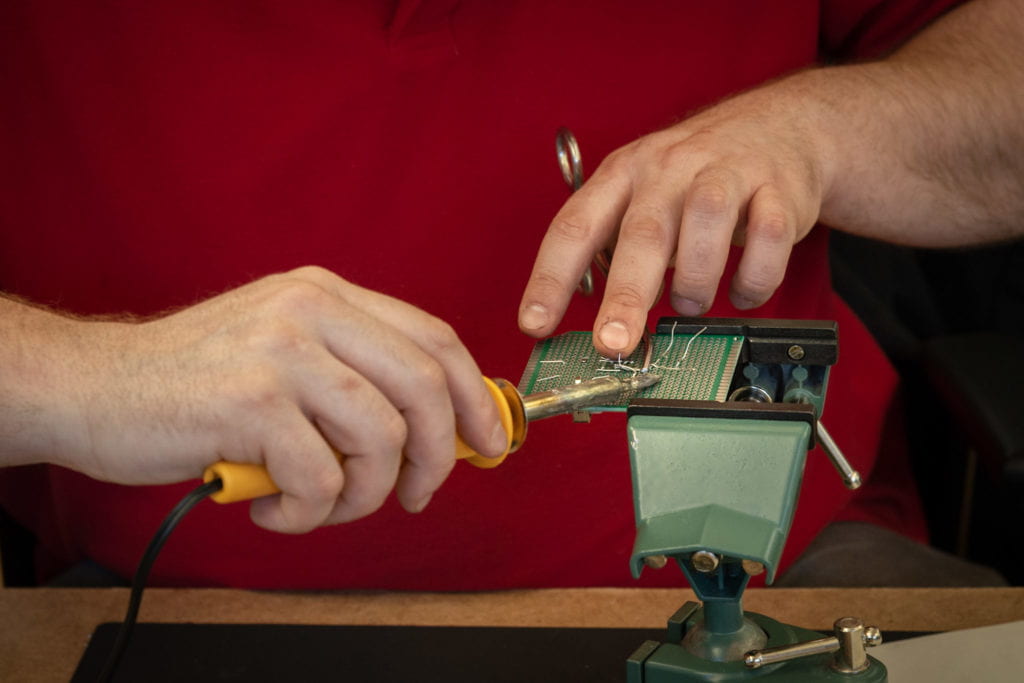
[816,420,862,490]
[728,384,862,491]
[745,617,882,674]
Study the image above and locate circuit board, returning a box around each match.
[518,327,744,411]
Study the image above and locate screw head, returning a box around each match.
[787,344,805,361]
[691,551,720,573]
[863,626,882,647]
[644,554,669,570]
[741,559,765,576]
[835,617,862,629]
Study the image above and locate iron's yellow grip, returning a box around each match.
[203,377,516,503]
[204,462,278,504]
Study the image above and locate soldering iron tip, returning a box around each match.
[634,373,661,390]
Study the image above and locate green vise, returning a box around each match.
[624,317,886,682]
[627,409,811,585]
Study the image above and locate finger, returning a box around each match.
[729,184,797,309]
[247,406,347,534]
[250,269,457,515]
[321,300,459,514]
[296,267,506,458]
[591,172,686,356]
[284,268,487,511]
[518,156,632,337]
[363,312,490,509]
[245,341,409,530]
[300,346,412,524]
[670,166,747,317]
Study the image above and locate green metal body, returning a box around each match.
[626,603,887,682]
[627,416,810,583]
[625,410,886,681]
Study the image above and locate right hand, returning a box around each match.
[17,266,507,533]
[519,77,829,359]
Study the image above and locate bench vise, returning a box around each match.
[624,318,887,682]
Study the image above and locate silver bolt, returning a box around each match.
[832,617,879,674]
[691,551,720,573]
[741,559,765,576]
[863,626,883,648]
[787,345,805,360]
[644,555,669,570]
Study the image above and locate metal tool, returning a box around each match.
[745,617,883,674]
[521,373,659,421]
[556,127,611,297]
[203,373,660,504]
[556,127,654,369]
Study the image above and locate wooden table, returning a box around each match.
[3,586,1023,682]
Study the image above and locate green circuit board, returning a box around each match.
[517,327,744,411]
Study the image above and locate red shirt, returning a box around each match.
[0,1,957,588]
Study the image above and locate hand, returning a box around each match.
[519,77,831,357]
[6,267,506,533]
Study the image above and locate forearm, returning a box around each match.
[0,296,112,468]
[814,0,1024,246]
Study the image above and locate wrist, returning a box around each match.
[774,66,854,219]
[0,298,130,471]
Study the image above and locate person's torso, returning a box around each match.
[0,0,944,588]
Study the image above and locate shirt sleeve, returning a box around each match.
[820,0,967,61]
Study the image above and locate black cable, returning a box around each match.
[96,477,223,683]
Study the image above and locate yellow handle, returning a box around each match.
[203,377,517,503]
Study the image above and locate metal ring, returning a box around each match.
[577,267,595,296]
[557,127,592,294]
[728,385,774,403]
[555,127,583,191]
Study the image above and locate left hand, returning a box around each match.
[518,75,833,357]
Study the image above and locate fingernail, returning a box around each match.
[673,297,705,317]
[411,492,433,514]
[520,304,549,331]
[489,421,509,456]
[732,294,758,310]
[598,320,630,351]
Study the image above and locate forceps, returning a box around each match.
[555,128,653,371]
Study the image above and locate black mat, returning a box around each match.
[72,622,665,682]
[72,622,928,682]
